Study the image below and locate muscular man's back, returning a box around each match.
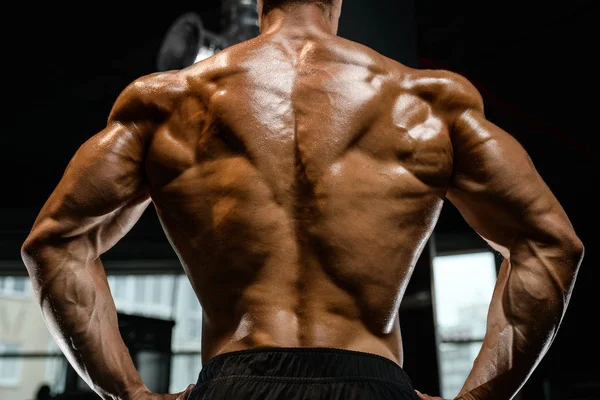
[147,31,454,364]
[22,3,583,399]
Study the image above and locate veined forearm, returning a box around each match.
[22,242,147,400]
[458,237,583,400]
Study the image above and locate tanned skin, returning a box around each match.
[21,1,584,399]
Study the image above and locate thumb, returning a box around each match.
[176,384,196,400]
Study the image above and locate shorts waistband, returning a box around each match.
[198,347,412,384]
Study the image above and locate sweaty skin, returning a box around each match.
[21,2,583,400]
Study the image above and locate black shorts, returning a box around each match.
[187,347,421,400]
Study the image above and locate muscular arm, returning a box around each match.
[443,74,584,400]
[20,76,167,399]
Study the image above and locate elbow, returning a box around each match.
[21,236,44,297]
[22,229,93,274]
[21,217,66,268]
[21,234,69,303]
[538,218,585,269]
[21,217,53,264]
[554,223,585,266]
[566,234,585,269]
[21,216,64,265]
[556,232,584,311]
[21,235,39,263]
[21,229,61,273]
[553,230,584,291]
[21,235,46,275]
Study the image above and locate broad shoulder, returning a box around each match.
[398,68,484,114]
[108,70,189,124]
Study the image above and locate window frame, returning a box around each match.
[430,249,500,399]
[0,277,30,298]
[0,343,23,387]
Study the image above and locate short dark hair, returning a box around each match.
[262,0,334,14]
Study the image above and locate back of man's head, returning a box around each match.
[260,0,335,14]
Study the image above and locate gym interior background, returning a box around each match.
[1,0,597,399]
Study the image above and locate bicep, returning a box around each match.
[447,109,573,254]
[26,122,150,259]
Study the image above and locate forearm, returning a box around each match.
[22,240,147,400]
[458,237,583,400]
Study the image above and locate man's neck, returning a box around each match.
[260,3,335,36]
